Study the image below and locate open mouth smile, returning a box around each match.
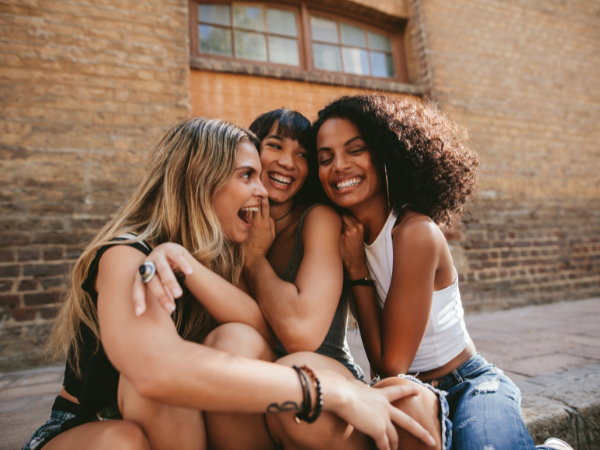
[237,206,259,225]
[268,172,292,189]
[335,177,363,191]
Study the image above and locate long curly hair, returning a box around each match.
[311,95,480,227]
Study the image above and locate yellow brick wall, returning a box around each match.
[0,0,191,369]
[190,70,412,126]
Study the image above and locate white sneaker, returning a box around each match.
[543,438,574,450]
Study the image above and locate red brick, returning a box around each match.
[23,263,69,277]
[43,249,63,261]
[18,279,39,291]
[0,265,20,278]
[0,250,14,262]
[23,291,61,306]
[18,248,40,262]
[0,294,19,307]
[0,280,13,292]
[12,307,37,322]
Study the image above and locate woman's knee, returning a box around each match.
[203,323,275,360]
[373,377,442,450]
[100,421,150,450]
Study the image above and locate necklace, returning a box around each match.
[274,207,294,223]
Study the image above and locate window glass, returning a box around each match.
[342,47,369,75]
[313,43,342,71]
[368,31,392,52]
[199,24,233,56]
[340,23,365,48]
[370,51,395,78]
[235,30,267,61]
[199,4,231,26]
[234,5,265,31]
[311,17,338,43]
[267,8,297,37]
[269,36,300,65]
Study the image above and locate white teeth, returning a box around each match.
[241,207,259,212]
[336,178,362,190]
[270,173,291,185]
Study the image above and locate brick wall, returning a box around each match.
[0,0,190,370]
[419,0,600,309]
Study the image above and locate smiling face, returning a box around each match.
[259,123,309,205]
[213,140,268,244]
[316,118,384,210]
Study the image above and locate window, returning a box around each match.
[310,16,394,78]
[190,1,406,83]
[197,3,301,66]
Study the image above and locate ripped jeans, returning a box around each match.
[425,353,553,450]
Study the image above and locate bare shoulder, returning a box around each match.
[392,212,445,253]
[96,244,147,286]
[303,204,342,231]
[302,205,342,246]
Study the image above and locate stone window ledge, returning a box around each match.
[190,57,423,95]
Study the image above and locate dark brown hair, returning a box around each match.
[312,95,479,226]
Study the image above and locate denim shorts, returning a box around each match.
[22,396,122,450]
[422,353,547,450]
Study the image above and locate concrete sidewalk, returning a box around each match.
[2,298,600,450]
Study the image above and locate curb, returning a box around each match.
[519,363,600,449]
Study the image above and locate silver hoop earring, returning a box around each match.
[384,164,391,209]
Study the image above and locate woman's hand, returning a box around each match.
[340,214,370,280]
[323,374,436,450]
[132,243,194,316]
[243,198,276,261]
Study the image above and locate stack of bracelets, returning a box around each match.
[292,365,323,424]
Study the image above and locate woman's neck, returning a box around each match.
[270,199,296,234]
[349,193,390,245]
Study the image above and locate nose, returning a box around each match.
[255,178,268,200]
[332,153,351,172]
[277,150,295,170]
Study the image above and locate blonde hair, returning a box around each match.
[48,118,257,375]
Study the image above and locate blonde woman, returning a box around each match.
[23,117,433,450]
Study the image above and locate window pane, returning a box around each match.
[310,17,338,43]
[368,31,392,52]
[234,5,265,32]
[370,51,395,78]
[342,47,369,75]
[340,23,365,47]
[199,24,232,56]
[235,30,267,61]
[269,36,299,66]
[267,8,297,37]
[198,4,231,26]
[313,43,341,71]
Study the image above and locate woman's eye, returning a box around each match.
[349,147,365,154]
[242,171,251,179]
[319,158,333,166]
[267,143,282,150]
[297,153,307,158]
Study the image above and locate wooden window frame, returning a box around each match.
[189,0,410,84]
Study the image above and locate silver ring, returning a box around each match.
[139,261,156,284]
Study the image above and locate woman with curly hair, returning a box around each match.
[312,94,569,450]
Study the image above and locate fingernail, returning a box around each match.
[185,267,193,274]
[173,287,182,297]
[429,436,436,446]
[135,305,144,316]
[167,303,176,314]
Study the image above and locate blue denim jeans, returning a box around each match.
[424,353,553,450]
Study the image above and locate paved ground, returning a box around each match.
[2,297,599,450]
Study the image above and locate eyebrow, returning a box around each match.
[235,165,257,172]
[264,135,284,141]
[317,136,365,153]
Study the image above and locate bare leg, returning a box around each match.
[118,374,206,450]
[202,323,279,450]
[44,420,150,450]
[265,352,370,450]
[373,378,442,450]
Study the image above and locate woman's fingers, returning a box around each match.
[386,417,399,450]
[379,383,420,402]
[373,432,391,450]
[132,272,146,316]
[261,197,270,219]
[145,275,175,313]
[153,258,179,311]
[389,407,437,447]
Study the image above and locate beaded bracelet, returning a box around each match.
[295,364,323,424]
[291,365,311,422]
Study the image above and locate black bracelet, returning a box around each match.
[348,276,377,288]
[292,365,311,422]
[295,365,323,424]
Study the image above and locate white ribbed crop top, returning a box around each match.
[363,212,470,373]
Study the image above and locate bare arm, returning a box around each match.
[243,203,344,353]
[131,243,276,347]
[341,215,442,378]
[97,245,435,450]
